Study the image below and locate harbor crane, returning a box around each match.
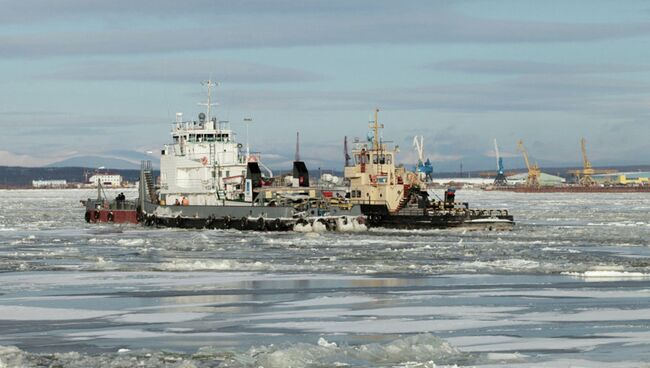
[569,138,616,186]
[493,139,508,186]
[517,139,541,187]
[413,135,433,181]
[577,137,595,186]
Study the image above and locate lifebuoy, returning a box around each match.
[200,156,208,165]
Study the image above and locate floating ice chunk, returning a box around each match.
[294,222,313,232]
[318,337,337,348]
[563,270,650,280]
[117,238,146,246]
[311,221,327,232]
[486,352,528,361]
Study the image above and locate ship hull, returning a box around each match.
[360,204,514,230]
[83,198,139,224]
[140,201,364,232]
[84,209,139,224]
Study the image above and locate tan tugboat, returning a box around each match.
[344,109,514,230]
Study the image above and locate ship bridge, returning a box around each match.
[159,81,248,206]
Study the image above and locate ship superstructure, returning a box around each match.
[159,80,249,206]
[345,109,415,213]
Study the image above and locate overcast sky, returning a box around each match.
[2,0,650,171]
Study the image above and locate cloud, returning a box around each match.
[428,60,650,75]
[203,74,650,119]
[43,59,323,84]
[0,0,381,23]
[0,150,62,167]
[3,2,650,58]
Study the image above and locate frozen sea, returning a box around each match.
[1,188,650,367]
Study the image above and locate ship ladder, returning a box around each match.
[143,171,157,203]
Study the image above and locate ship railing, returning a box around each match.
[350,199,391,206]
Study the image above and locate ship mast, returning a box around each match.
[199,80,219,125]
[369,108,383,150]
[243,117,253,160]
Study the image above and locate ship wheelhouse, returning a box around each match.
[344,109,411,213]
[158,81,249,206]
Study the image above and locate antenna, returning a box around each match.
[295,132,300,162]
[243,117,253,160]
[199,80,219,123]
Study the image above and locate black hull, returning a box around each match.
[365,214,514,230]
[361,204,514,230]
[142,214,295,231]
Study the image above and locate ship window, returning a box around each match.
[206,134,215,142]
[188,134,196,142]
[173,135,179,143]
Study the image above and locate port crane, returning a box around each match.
[569,138,616,186]
[413,135,433,181]
[493,139,508,186]
[517,139,541,187]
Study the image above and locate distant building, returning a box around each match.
[592,171,650,185]
[507,172,566,186]
[430,178,494,187]
[88,173,122,188]
[32,180,67,188]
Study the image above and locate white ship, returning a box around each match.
[159,80,265,206]
[133,81,364,231]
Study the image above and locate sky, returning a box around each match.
[1,0,650,172]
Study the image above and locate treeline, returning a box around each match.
[0,166,155,187]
